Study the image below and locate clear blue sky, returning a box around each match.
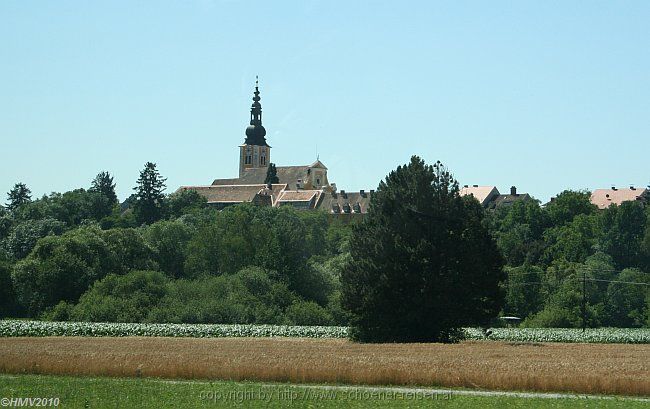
[1,1,649,203]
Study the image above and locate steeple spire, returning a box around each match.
[244,76,268,146]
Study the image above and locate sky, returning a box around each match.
[1,1,649,203]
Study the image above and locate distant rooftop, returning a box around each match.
[590,187,648,210]
[460,185,500,206]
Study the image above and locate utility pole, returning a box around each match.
[581,270,586,333]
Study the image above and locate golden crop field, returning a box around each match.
[0,337,647,396]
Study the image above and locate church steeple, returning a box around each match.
[244,76,269,147]
[239,77,271,178]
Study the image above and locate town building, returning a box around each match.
[459,185,500,207]
[178,80,372,216]
[460,185,531,208]
[590,186,649,210]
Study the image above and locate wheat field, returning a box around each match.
[0,337,647,396]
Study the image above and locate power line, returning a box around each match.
[504,277,650,287]
[585,278,650,286]
[505,281,543,286]
[506,266,650,277]
[505,271,542,277]
[575,266,650,275]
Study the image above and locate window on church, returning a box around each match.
[245,146,252,164]
[261,156,266,166]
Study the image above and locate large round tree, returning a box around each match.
[341,156,505,342]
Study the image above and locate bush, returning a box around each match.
[149,267,295,325]
[522,306,581,328]
[70,270,169,322]
[285,301,333,326]
[11,227,115,316]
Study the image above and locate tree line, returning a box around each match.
[1,159,648,338]
[488,190,650,328]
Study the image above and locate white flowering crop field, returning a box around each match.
[1,320,648,343]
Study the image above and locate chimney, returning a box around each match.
[510,186,517,195]
[341,190,347,199]
[630,186,636,190]
[611,186,617,191]
[370,190,375,195]
[360,189,365,197]
[473,184,479,188]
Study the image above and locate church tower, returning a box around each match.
[239,78,270,178]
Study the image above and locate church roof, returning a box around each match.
[277,190,320,203]
[309,159,328,170]
[212,166,312,187]
[178,184,287,205]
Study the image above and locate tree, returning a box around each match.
[11,227,115,316]
[102,228,157,274]
[545,190,596,227]
[604,268,650,327]
[341,157,505,342]
[166,189,207,219]
[6,183,32,211]
[599,201,647,269]
[90,171,118,204]
[264,163,279,185]
[133,162,167,225]
[542,213,601,264]
[0,254,19,317]
[3,218,66,259]
[486,199,549,266]
[144,220,193,278]
[503,265,543,319]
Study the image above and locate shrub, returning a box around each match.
[285,301,333,326]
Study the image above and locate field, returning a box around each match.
[2,320,649,343]
[0,337,648,396]
[1,374,648,409]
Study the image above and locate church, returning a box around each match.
[178,80,372,216]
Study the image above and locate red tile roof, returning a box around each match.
[460,186,500,206]
[590,188,648,209]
